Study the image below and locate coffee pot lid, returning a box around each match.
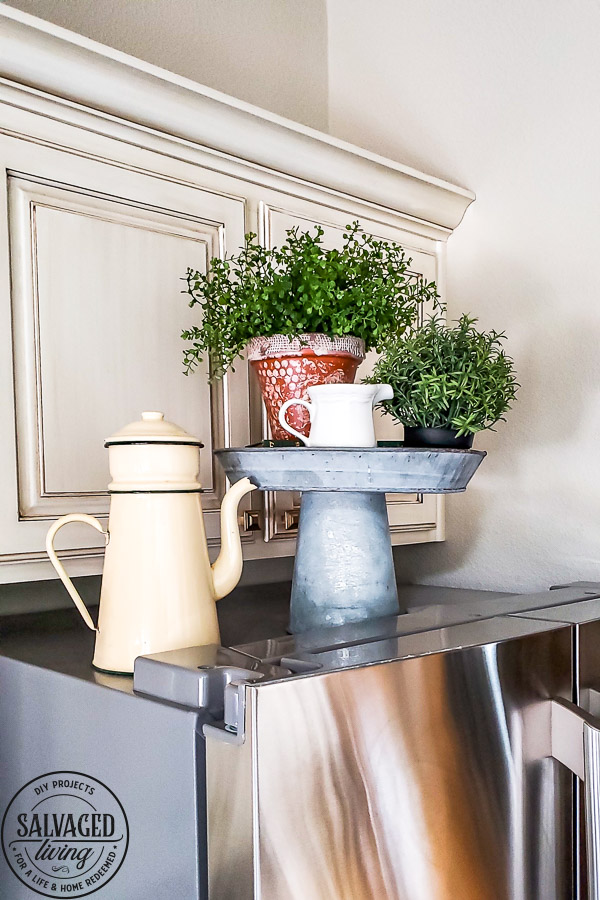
[105,411,203,446]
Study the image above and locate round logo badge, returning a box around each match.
[2,771,129,897]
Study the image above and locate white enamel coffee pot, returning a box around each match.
[45,412,256,674]
[278,383,393,447]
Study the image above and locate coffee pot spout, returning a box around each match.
[211,477,257,600]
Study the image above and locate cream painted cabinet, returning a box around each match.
[0,6,474,582]
[0,135,256,581]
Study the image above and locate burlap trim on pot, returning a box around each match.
[246,333,365,362]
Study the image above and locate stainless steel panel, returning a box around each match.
[513,597,600,626]
[237,615,571,675]
[208,620,573,899]
[205,726,255,900]
[576,621,600,900]
[291,615,569,672]
[0,655,206,899]
[584,722,600,900]
[233,585,600,666]
[232,604,487,664]
[503,597,600,900]
[546,698,600,900]
[133,645,289,712]
[457,586,600,619]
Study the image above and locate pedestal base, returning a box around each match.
[290,492,400,633]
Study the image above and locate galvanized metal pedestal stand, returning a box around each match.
[216,447,485,633]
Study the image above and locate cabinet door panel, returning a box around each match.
[0,136,249,579]
[261,203,441,542]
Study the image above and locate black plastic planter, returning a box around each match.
[403,426,474,450]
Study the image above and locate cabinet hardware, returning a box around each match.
[284,509,300,531]
[243,510,262,532]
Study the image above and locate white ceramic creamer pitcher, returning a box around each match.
[45,412,256,674]
[278,383,393,447]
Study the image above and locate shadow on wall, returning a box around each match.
[5,0,330,131]
[397,257,600,593]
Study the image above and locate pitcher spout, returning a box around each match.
[211,477,257,600]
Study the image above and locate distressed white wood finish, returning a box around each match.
[0,134,252,579]
[0,6,473,581]
[9,172,231,516]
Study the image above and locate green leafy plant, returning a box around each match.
[367,314,519,436]
[182,222,439,379]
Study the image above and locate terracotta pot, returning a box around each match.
[247,333,365,440]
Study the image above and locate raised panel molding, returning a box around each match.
[8,174,230,520]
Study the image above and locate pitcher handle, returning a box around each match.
[46,513,108,632]
[278,399,312,445]
[373,383,394,405]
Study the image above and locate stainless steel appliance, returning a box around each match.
[4,582,600,899]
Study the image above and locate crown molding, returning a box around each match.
[0,5,474,230]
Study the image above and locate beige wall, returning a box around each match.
[6,0,329,131]
[328,0,600,592]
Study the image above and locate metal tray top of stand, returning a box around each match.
[215,445,486,493]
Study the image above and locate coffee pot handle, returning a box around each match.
[278,399,313,445]
[46,514,109,632]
